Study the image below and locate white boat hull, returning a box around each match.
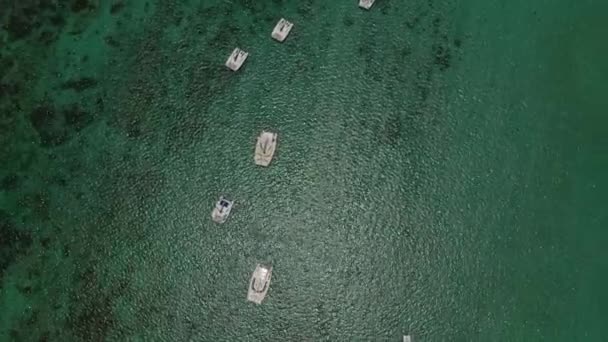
[225,48,249,71]
[359,0,375,10]
[254,131,277,167]
[211,197,233,223]
[247,264,272,304]
[271,18,293,42]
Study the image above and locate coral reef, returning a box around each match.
[0,210,32,283]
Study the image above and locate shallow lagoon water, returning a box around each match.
[1,0,607,340]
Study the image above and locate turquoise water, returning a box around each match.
[1,0,607,340]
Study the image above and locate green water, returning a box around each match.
[1,0,607,340]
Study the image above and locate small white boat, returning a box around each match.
[225,48,249,71]
[271,18,293,42]
[403,335,412,342]
[211,196,233,223]
[359,0,376,10]
[247,263,272,304]
[254,131,278,167]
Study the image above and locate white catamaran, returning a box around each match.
[225,48,249,71]
[254,131,278,167]
[211,196,233,224]
[359,0,376,10]
[247,263,273,304]
[271,18,294,42]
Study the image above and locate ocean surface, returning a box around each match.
[1,0,607,341]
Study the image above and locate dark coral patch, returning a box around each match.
[110,1,126,15]
[400,45,412,58]
[67,266,117,342]
[0,82,21,98]
[71,0,95,13]
[453,37,462,48]
[31,192,50,220]
[0,210,33,279]
[30,105,67,147]
[433,44,451,71]
[95,97,104,111]
[63,104,91,131]
[17,192,51,220]
[1,173,20,191]
[60,77,98,92]
[30,105,54,128]
[39,331,50,342]
[104,36,120,48]
[2,1,68,42]
[5,14,35,40]
[0,57,16,79]
[30,106,67,146]
[39,0,58,11]
[40,237,51,248]
[49,14,66,27]
[17,284,33,296]
[29,102,94,147]
[69,294,115,341]
[38,30,58,45]
[125,119,142,138]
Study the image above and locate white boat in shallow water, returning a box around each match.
[403,335,412,342]
[211,196,233,223]
[254,131,278,167]
[359,0,376,10]
[247,263,272,304]
[225,48,248,71]
[271,18,293,42]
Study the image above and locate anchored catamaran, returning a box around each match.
[254,131,278,167]
[225,48,249,71]
[359,0,376,10]
[211,196,233,223]
[271,18,294,42]
[247,264,272,304]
